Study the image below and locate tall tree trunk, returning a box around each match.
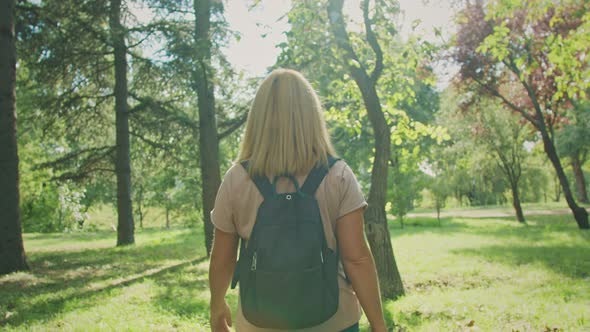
[514,64,589,228]
[110,0,135,245]
[571,155,589,204]
[328,0,404,299]
[553,175,561,202]
[166,206,170,229]
[509,181,525,223]
[497,154,525,223]
[0,0,28,276]
[544,190,547,203]
[136,186,144,229]
[541,131,589,229]
[193,0,220,256]
[138,207,143,229]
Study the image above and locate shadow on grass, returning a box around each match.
[24,230,116,241]
[3,213,587,328]
[5,256,207,327]
[0,229,206,327]
[390,307,456,331]
[454,244,590,279]
[391,214,590,279]
[460,214,590,243]
[388,217,470,237]
[151,265,211,319]
[390,214,588,239]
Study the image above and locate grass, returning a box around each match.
[387,215,590,331]
[86,205,187,230]
[1,213,589,331]
[410,201,590,215]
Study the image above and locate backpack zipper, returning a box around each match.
[251,252,257,270]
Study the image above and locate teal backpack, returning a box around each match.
[231,156,340,329]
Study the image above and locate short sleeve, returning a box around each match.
[210,170,236,234]
[337,164,368,219]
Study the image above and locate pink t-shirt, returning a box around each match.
[211,160,367,332]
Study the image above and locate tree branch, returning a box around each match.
[35,145,116,170]
[470,75,539,127]
[502,58,548,128]
[36,145,116,182]
[129,130,174,151]
[126,30,157,49]
[217,111,248,140]
[53,167,116,182]
[128,92,199,131]
[327,0,368,81]
[362,0,383,84]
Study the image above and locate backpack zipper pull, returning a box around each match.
[251,252,257,270]
[320,251,324,264]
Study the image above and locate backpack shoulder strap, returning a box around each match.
[301,155,340,196]
[231,238,246,289]
[241,160,274,199]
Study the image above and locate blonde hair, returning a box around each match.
[238,68,336,177]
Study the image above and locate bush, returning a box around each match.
[21,182,88,233]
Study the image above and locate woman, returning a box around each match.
[208,69,387,332]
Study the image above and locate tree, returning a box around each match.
[278,0,442,298]
[454,0,590,228]
[439,89,533,222]
[14,0,246,239]
[0,0,28,275]
[135,0,247,254]
[16,0,117,184]
[193,0,221,255]
[15,0,139,242]
[425,155,451,226]
[110,0,134,245]
[387,110,445,228]
[468,99,530,223]
[438,89,513,208]
[327,0,404,298]
[556,102,590,204]
[430,176,449,226]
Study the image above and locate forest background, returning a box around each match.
[1,0,589,331]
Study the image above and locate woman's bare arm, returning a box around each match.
[209,228,239,331]
[337,208,387,332]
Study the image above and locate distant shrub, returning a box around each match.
[21,182,88,233]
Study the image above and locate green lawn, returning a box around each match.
[409,201,590,215]
[1,214,589,331]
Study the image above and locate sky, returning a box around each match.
[222,0,457,84]
[130,0,457,87]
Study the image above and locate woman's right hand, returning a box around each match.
[371,323,388,332]
[210,300,232,332]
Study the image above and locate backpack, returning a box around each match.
[230,156,340,329]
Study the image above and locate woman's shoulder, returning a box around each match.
[329,159,353,177]
[325,159,359,187]
[222,161,250,184]
[222,158,356,186]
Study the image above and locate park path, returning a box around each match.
[407,208,588,219]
